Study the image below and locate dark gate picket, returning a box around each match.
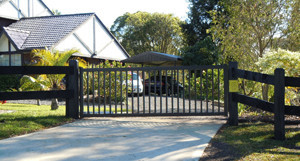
[79,65,228,117]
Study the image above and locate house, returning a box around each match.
[0,0,129,66]
[0,13,129,66]
[0,0,52,33]
[0,0,53,19]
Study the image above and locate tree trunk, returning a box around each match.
[262,84,269,101]
[36,99,41,106]
[51,98,59,110]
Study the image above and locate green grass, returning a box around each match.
[0,103,73,140]
[214,122,300,160]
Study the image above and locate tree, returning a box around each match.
[31,48,78,110]
[181,0,223,66]
[111,12,185,56]
[209,0,293,101]
[182,36,219,65]
[272,0,300,51]
[256,49,300,105]
[182,0,221,46]
[210,0,291,70]
[52,9,61,15]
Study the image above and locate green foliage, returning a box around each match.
[274,0,300,51]
[256,49,300,106]
[0,75,20,92]
[19,75,50,91]
[52,9,61,15]
[184,69,224,101]
[256,49,300,77]
[111,12,185,56]
[182,36,220,65]
[210,0,291,70]
[183,0,221,46]
[83,60,131,103]
[31,48,78,90]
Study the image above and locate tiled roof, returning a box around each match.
[4,13,93,50]
[4,27,30,49]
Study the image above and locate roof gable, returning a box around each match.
[3,27,30,49]
[6,13,93,50]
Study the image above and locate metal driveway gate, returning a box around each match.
[79,65,228,117]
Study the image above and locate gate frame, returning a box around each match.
[79,64,229,118]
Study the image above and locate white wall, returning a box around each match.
[0,0,52,19]
[0,1,19,19]
[55,15,128,61]
[54,34,91,57]
[0,34,16,52]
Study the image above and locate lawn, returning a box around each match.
[212,122,300,160]
[0,103,73,140]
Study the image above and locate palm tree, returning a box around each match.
[19,75,50,105]
[32,48,78,110]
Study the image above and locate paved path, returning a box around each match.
[0,116,226,161]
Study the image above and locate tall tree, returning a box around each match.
[210,0,291,70]
[111,12,184,56]
[210,0,293,100]
[181,0,222,66]
[272,0,300,51]
[182,36,219,65]
[182,0,221,46]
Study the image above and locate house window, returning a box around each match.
[0,54,9,66]
[0,54,22,66]
[11,54,22,66]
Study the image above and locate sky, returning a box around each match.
[43,0,190,29]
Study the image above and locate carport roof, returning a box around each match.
[122,51,182,66]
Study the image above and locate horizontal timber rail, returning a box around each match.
[82,65,225,72]
[228,62,300,140]
[0,60,79,119]
[0,66,74,75]
[234,69,275,85]
[0,90,73,100]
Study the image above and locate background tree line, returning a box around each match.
[110,0,299,106]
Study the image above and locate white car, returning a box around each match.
[126,72,143,94]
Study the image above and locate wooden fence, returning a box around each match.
[0,60,79,119]
[228,62,300,140]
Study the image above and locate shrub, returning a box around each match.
[83,60,131,103]
[184,68,224,102]
[0,75,20,92]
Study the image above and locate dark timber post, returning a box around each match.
[66,60,79,119]
[228,62,238,126]
[274,68,285,140]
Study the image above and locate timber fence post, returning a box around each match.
[66,60,79,119]
[228,62,238,126]
[274,68,285,140]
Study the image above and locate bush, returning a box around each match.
[184,68,224,102]
[0,75,20,92]
[83,60,131,103]
[256,49,300,106]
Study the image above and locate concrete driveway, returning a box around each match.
[0,116,226,161]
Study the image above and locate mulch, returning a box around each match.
[199,113,300,161]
